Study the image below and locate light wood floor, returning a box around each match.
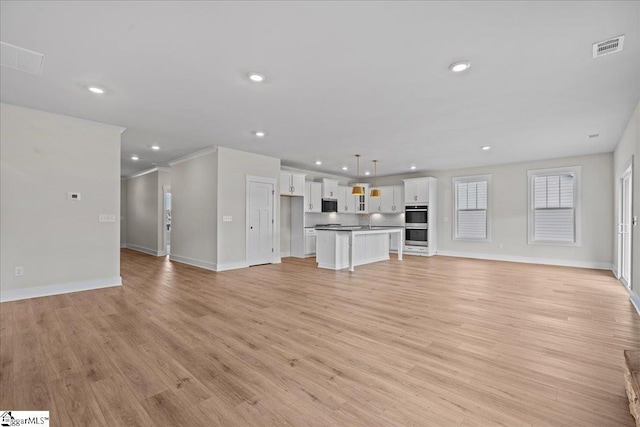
[1,250,639,426]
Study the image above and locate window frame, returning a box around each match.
[527,166,582,247]
[452,174,492,243]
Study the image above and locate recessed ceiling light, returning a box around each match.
[342,166,348,171]
[315,160,322,165]
[481,146,492,151]
[410,165,417,170]
[151,145,160,150]
[248,73,265,82]
[449,61,471,73]
[364,171,370,175]
[88,86,105,94]
[131,155,139,161]
[254,131,266,137]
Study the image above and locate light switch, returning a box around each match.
[99,214,116,223]
[223,216,233,222]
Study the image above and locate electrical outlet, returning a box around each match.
[15,266,24,277]
[99,214,116,223]
[67,192,81,201]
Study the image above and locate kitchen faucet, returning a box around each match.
[360,213,372,229]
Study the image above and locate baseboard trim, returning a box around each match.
[611,265,620,279]
[1,276,122,302]
[217,261,250,272]
[436,250,613,270]
[280,251,291,258]
[169,254,217,272]
[628,289,640,317]
[120,243,127,249]
[126,244,165,257]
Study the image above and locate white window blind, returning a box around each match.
[529,169,579,245]
[455,179,489,240]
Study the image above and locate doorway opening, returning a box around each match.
[618,164,633,289]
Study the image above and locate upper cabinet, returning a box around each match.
[354,183,369,213]
[322,178,339,199]
[280,171,306,196]
[304,181,322,213]
[404,178,431,204]
[369,191,381,213]
[337,185,357,213]
[380,185,404,213]
[370,185,403,213]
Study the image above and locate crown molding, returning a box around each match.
[167,146,217,166]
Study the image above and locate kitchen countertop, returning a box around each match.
[315,226,404,233]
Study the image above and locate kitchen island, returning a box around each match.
[315,227,403,271]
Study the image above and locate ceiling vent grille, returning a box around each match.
[0,42,45,75]
[592,35,625,58]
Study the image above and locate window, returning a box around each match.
[528,166,581,246]
[453,175,491,241]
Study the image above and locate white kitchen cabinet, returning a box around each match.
[322,179,339,199]
[338,186,356,213]
[304,181,322,213]
[354,183,369,213]
[380,185,404,213]
[369,192,382,213]
[305,228,317,256]
[404,178,430,204]
[390,232,399,252]
[280,171,306,196]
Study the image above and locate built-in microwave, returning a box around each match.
[405,205,428,227]
[322,199,338,213]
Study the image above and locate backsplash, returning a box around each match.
[370,212,405,227]
[304,212,359,227]
[304,212,405,227]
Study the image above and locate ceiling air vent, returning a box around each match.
[592,35,625,58]
[0,41,45,75]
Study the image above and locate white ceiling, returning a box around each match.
[1,1,639,177]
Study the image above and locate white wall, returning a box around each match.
[126,170,160,254]
[0,103,123,301]
[372,153,614,268]
[434,153,613,267]
[216,146,281,267]
[170,150,218,270]
[120,179,127,247]
[613,101,640,296]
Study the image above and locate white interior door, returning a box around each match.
[620,169,633,287]
[248,180,274,266]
